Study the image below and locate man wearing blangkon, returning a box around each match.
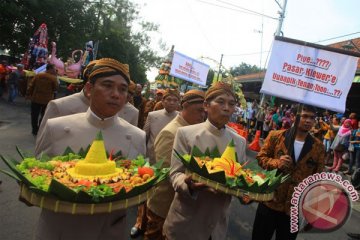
[35,58,146,240]
[252,104,325,240]
[163,82,247,240]
[144,89,206,239]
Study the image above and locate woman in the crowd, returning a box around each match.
[263,108,273,139]
[345,121,360,175]
[329,119,352,172]
[270,107,281,130]
[349,112,358,130]
[320,116,340,165]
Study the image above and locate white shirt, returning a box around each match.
[294,140,305,162]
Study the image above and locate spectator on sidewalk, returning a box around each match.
[263,107,273,139]
[344,120,360,175]
[329,119,352,173]
[319,116,340,165]
[256,103,267,137]
[0,60,9,98]
[7,64,24,102]
[350,112,358,130]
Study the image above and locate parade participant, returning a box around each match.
[81,41,94,67]
[35,60,97,139]
[37,61,138,141]
[118,80,139,126]
[162,82,247,240]
[144,88,180,164]
[145,89,206,240]
[131,88,180,238]
[26,63,58,136]
[143,89,164,121]
[133,83,147,129]
[35,58,146,240]
[252,105,325,240]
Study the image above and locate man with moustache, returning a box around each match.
[144,89,206,240]
[35,58,146,240]
[252,104,325,240]
[163,82,247,240]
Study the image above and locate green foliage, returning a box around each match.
[84,185,114,202]
[17,158,54,171]
[25,174,50,191]
[132,154,146,166]
[206,68,215,87]
[230,62,262,76]
[0,0,161,84]
[52,153,82,162]
[183,154,191,162]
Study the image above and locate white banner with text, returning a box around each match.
[260,39,358,112]
[170,51,210,86]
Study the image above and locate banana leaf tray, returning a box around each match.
[174,145,289,201]
[186,170,274,201]
[18,183,157,215]
[0,147,169,214]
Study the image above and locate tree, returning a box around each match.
[229,62,262,76]
[0,0,161,84]
[206,69,215,87]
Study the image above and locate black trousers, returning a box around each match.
[31,102,47,135]
[252,203,298,240]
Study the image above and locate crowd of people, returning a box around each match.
[232,101,360,175]
[0,60,27,102]
[0,57,359,240]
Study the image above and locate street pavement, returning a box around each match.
[0,95,360,240]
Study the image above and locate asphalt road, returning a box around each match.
[0,96,360,240]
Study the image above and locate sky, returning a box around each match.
[132,0,360,81]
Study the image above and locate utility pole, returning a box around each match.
[274,0,288,36]
[260,0,288,106]
[217,54,224,81]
